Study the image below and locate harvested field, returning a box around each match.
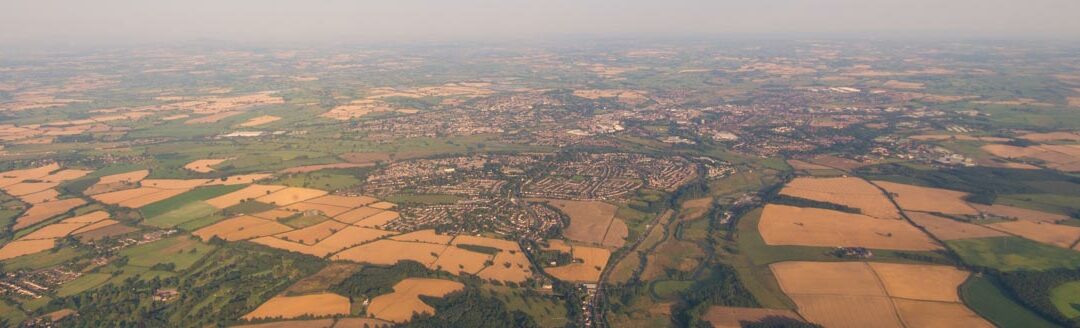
[982,144,1080,172]
[789,294,901,328]
[19,223,89,240]
[543,239,574,253]
[894,299,992,328]
[873,181,978,215]
[451,235,520,251]
[193,215,294,241]
[534,199,621,247]
[256,187,328,206]
[241,292,350,320]
[4,182,59,196]
[433,247,493,274]
[310,226,395,254]
[206,184,287,208]
[780,177,901,219]
[366,278,464,323]
[183,159,227,173]
[41,169,91,182]
[141,179,212,189]
[70,219,118,235]
[972,203,1069,223]
[771,261,884,296]
[238,115,281,127]
[118,188,188,208]
[0,163,60,187]
[333,207,383,224]
[906,212,1007,240]
[353,211,399,228]
[14,198,86,230]
[284,202,352,217]
[20,189,60,204]
[390,229,454,244]
[232,319,334,328]
[987,220,1080,248]
[758,204,941,251]
[476,249,533,282]
[1020,131,1080,142]
[702,306,805,328]
[333,318,392,328]
[545,245,610,283]
[280,163,372,174]
[275,220,348,245]
[0,239,56,260]
[867,262,969,302]
[92,187,165,204]
[332,239,444,266]
[340,152,392,164]
[305,195,378,208]
[61,211,110,224]
[96,169,149,185]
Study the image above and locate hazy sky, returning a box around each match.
[2,0,1079,45]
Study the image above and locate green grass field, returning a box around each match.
[139,185,245,219]
[960,275,1059,328]
[144,201,218,228]
[483,285,569,328]
[273,171,361,191]
[56,273,112,297]
[1051,281,1080,319]
[177,213,227,231]
[119,236,217,271]
[2,247,84,271]
[947,236,1080,271]
[650,280,694,299]
[0,301,27,325]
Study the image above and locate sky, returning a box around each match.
[1,0,1079,46]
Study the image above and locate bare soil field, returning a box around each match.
[758,204,941,251]
[780,177,901,219]
[366,278,464,323]
[893,299,993,328]
[305,195,378,208]
[238,115,281,127]
[545,245,610,283]
[183,159,227,173]
[987,220,1080,248]
[14,198,86,230]
[241,292,350,320]
[280,163,373,174]
[0,239,56,260]
[533,199,621,247]
[206,184,287,208]
[256,187,328,206]
[193,215,294,241]
[972,203,1069,223]
[906,212,1007,240]
[873,181,979,215]
[702,306,805,328]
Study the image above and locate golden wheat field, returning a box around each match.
[366,278,464,323]
[758,204,941,251]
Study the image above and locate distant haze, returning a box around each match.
[2,0,1079,46]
